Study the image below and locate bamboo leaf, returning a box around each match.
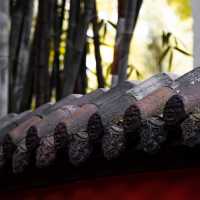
[174,46,192,56]
[159,46,171,66]
[97,19,105,32]
[174,37,178,47]
[100,42,113,48]
[107,20,117,29]
[168,50,173,72]
[135,69,143,80]
[103,23,107,39]
[106,64,112,79]
[162,31,167,47]
[166,32,172,42]
[162,32,172,47]
[86,67,96,76]
[127,65,135,78]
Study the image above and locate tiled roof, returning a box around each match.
[1,68,200,190]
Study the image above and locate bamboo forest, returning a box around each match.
[0,0,193,117]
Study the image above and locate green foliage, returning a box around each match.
[159,31,192,71]
[127,65,143,80]
[167,0,191,20]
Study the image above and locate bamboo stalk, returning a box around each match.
[117,0,142,83]
[74,44,88,94]
[19,15,38,112]
[10,0,34,112]
[62,0,95,96]
[111,0,126,86]
[92,1,104,88]
[0,1,10,117]
[111,0,143,86]
[50,0,66,100]
[34,0,55,107]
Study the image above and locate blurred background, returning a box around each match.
[0,0,193,116]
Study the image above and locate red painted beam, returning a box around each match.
[1,167,200,200]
